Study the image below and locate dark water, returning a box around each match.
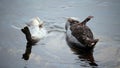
[0,0,120,68]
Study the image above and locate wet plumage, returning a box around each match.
[65,16,99,49]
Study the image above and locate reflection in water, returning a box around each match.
[66,36,98,66]
[71,48,98,66]
[22,42,34,60]
[21,26,37,61]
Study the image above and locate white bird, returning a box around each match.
[21,17,47,44]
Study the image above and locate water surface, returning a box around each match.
[0,0,120,68]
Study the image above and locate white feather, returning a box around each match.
[26,17,47,41]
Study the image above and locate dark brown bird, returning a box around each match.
[65,16,99,50]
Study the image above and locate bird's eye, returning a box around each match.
[39,24,43,28]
